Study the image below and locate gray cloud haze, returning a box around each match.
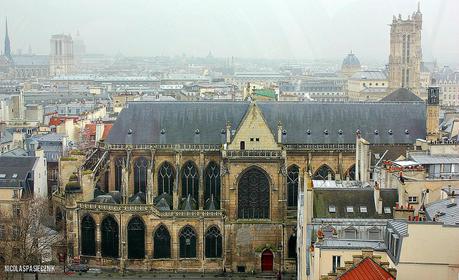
[1,0,458,64]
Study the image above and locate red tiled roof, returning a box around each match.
[101,124,113,140]
[48,116,79,126]
[84,123,113,140]
[338,258,395,280]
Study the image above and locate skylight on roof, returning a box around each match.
[328,205,336,213]
[346,206,354,213]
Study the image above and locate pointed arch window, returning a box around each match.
[153,225,171,259]
[345,164,356,180]
[101,216,119,258]
[205,226,222,258]
[127,217,145,259]
[313,165,335,180]
[288,233,297,259]
[114,157,124,191]
[181,161,199,203]
[238,167,270,219]
[81,215,96,256]
[134,157,148,194]
[287,165,299,207]
[158,162,174,195]
[179,226,197,258]
[205,162,220,210]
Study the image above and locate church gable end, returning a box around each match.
[228,103,279,150]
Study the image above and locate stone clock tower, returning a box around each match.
[426,87,440,141]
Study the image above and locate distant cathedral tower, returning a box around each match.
[49,34,74,76]
[4,17,12,61]
[388,3,422,96]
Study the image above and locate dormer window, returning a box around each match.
[328,205,336,213]
[384,207,391,214]
[388,129,393,135]
[323,129,329,135]
[346,206,354,213]
[405,129,409,135]
[306,129,311,135]
[195,129,200,134]
[338,129,343,135]
[160,129,166,135]
[374,130,379,135]
[282,129,287,135]
[360,206,367,213]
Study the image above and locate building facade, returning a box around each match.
[49,34,74,76]
[53,101,426,273]
[388,5,423,97]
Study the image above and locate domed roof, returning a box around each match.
[342,53,361,68]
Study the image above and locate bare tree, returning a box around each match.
[0,197,65,279]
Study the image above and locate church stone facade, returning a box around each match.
[53,101,426,273]
[388,5,423,97]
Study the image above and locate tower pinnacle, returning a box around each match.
[4,17,12,60]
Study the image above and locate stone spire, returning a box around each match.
[4,17,12,60]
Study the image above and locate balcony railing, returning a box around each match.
[101,143,221,151]
[78,202,224,218]
[284,143,356,151]
[224,150,284,159]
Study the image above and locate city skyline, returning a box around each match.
[1,0,458,65]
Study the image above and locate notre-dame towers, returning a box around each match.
[388,4,423,96]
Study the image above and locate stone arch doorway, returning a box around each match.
[261,249,274,272]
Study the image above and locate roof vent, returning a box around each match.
[127,129,133,135]
[306,129,311,135]
[338,129,343,135]
[324,129,329,135]
[405,129,409,135]
[374,130,379,135]
[282,129,287,135]
[388,129,393,135]
[160,129,166,135]
[195,129,200,135]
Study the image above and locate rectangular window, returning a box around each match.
[13,204,20,217]
[332,256,341,273]
[346,206,354,213]
[443,164,452,173]
[360,206,367,213]
[408,196,418,204]
[256,138,260,142]
[384,207,391,214]
[0,225,4,240]
[250,138,254,142]
[328,205,336,213]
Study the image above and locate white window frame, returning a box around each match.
[346,206,354,213]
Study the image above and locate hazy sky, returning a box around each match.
[1,0,458,64]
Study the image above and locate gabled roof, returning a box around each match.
[338,257,395,280]
[106,101,426,145]
[0,156,37,188]
[381,88,423,102]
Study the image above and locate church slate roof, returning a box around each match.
[106,101,250,145]
[257,102,425,144]
[106,101,426,145]
[380,88,423,102]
